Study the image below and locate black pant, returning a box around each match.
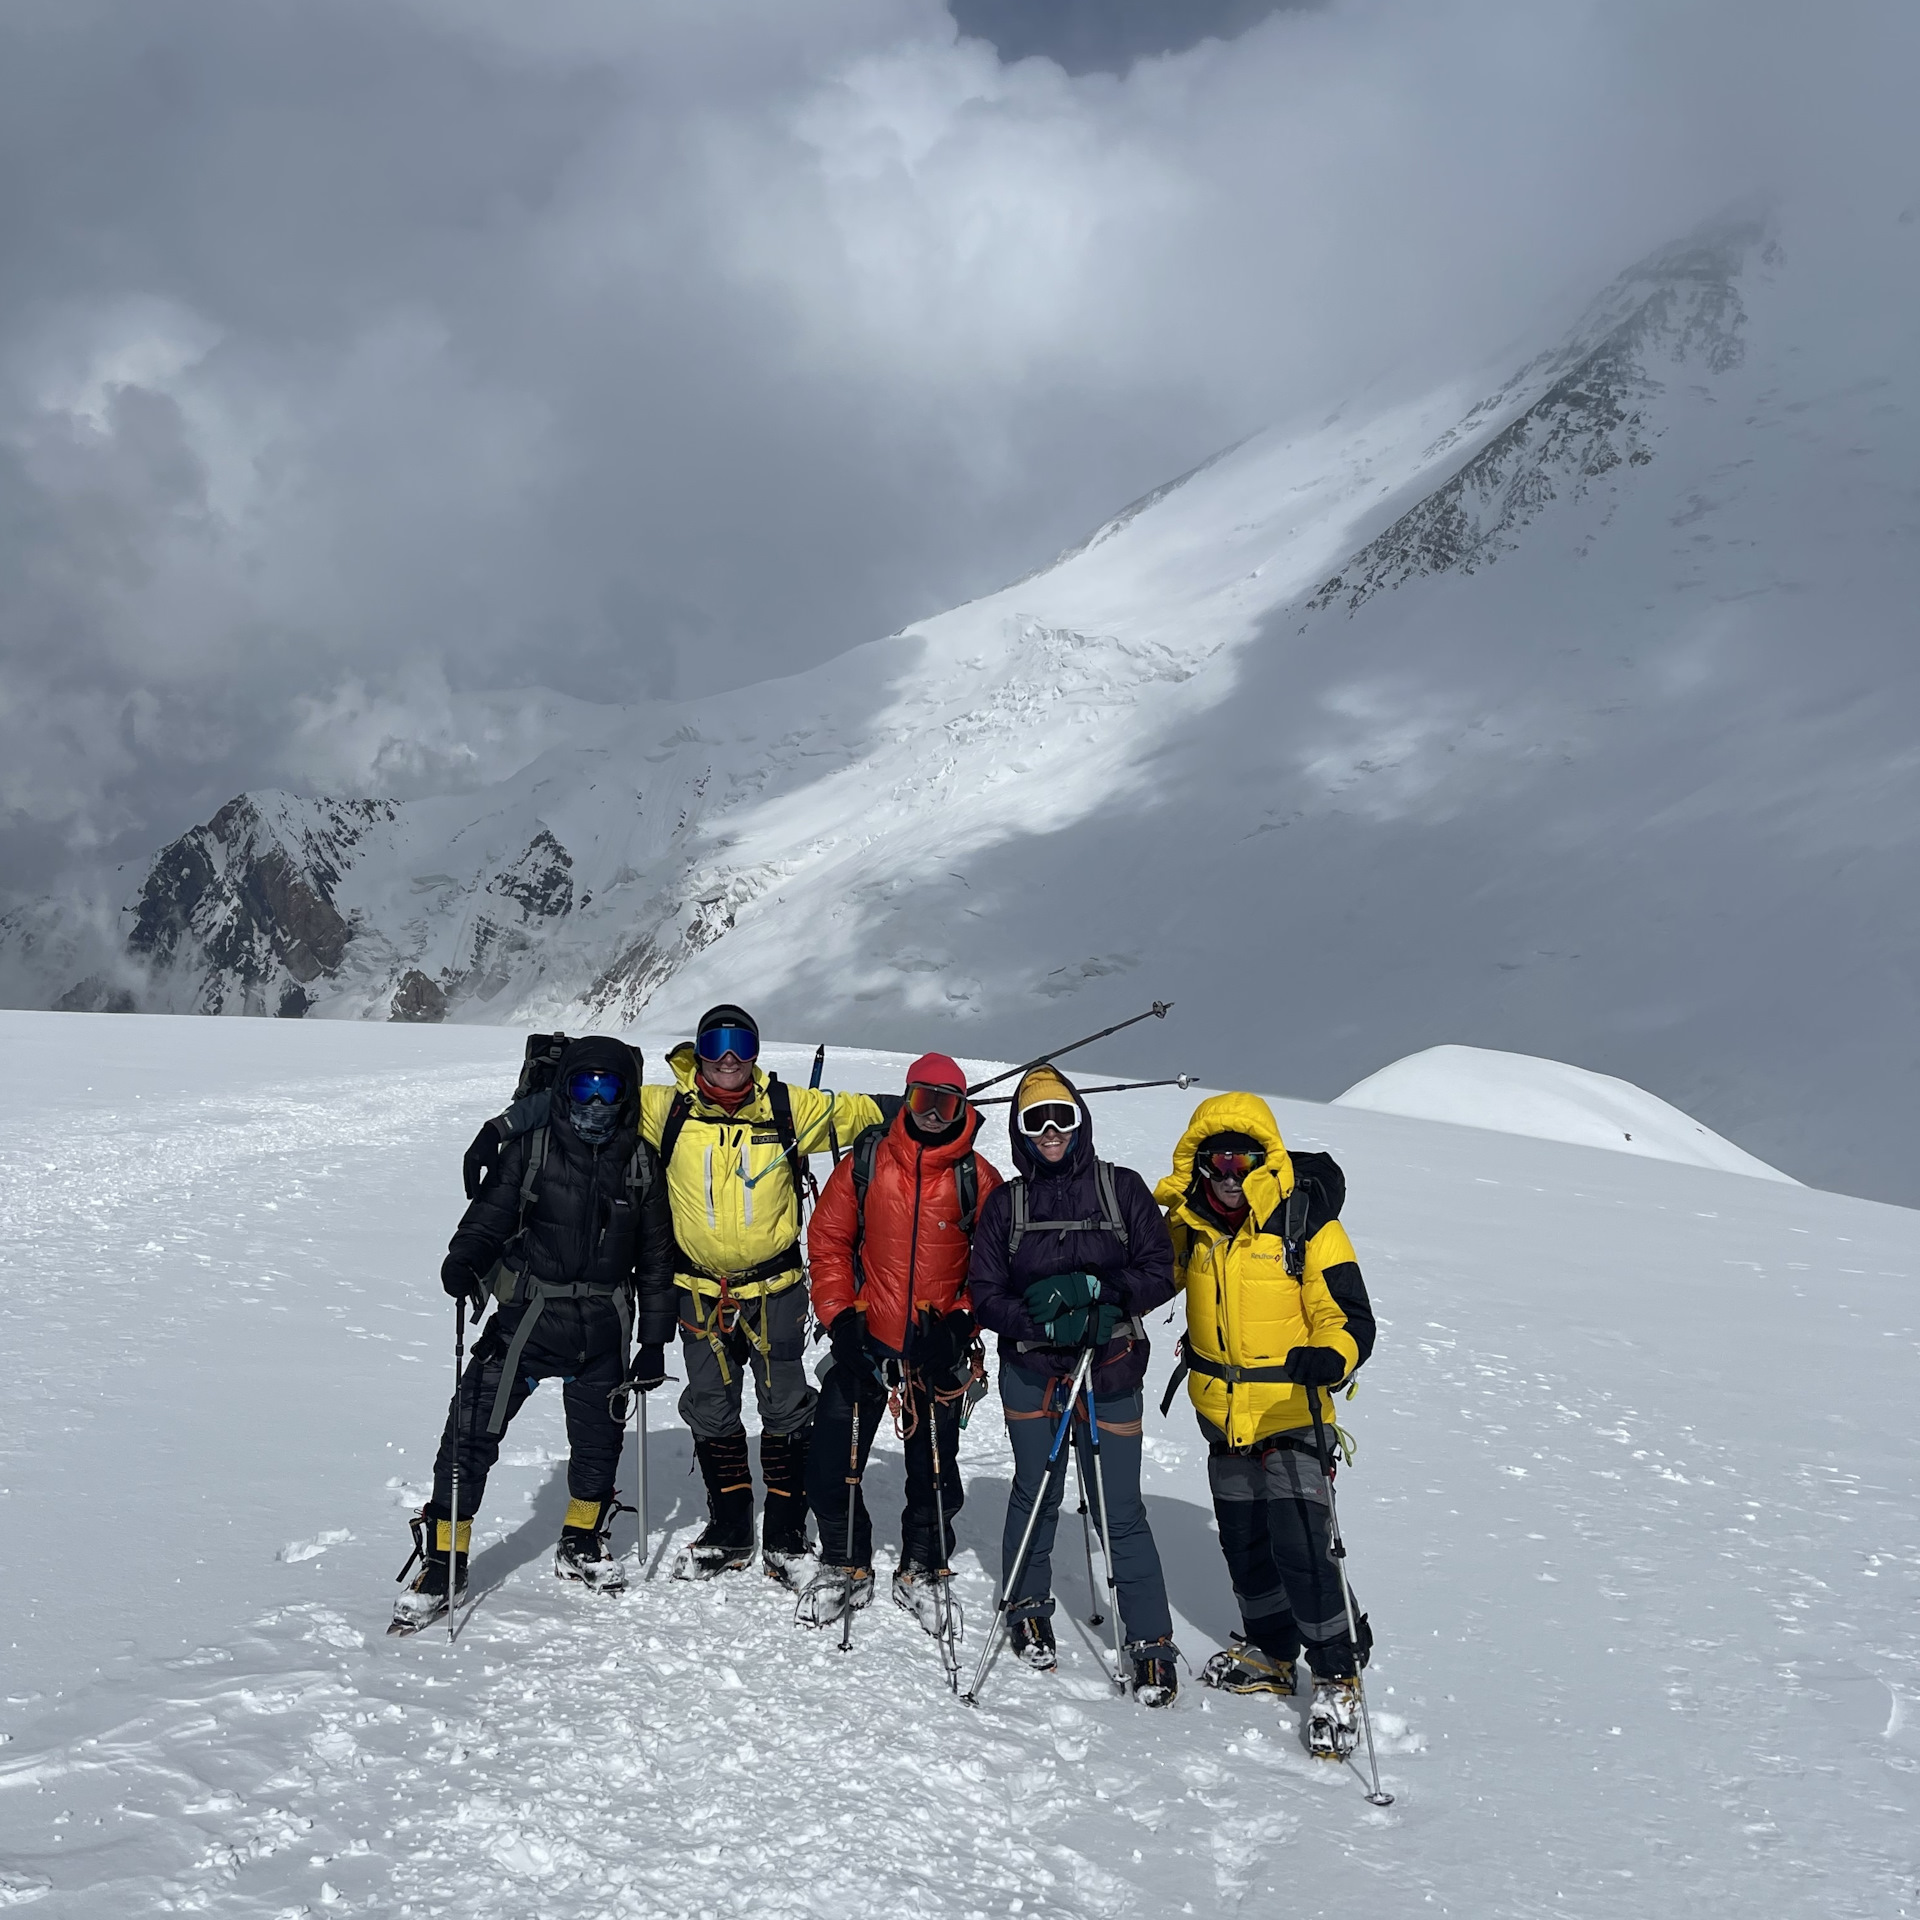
[805,1358,962,1570]
[1205,1425,1365,1679]
[430,1295,626,1520]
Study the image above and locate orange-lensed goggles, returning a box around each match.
[904,1083,965,1126]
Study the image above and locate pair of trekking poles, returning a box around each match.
[830,1358,967,1692]
[961,1334,1393,1803]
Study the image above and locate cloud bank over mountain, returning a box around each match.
[2,0,1905,891]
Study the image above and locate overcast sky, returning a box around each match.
[0,0,1905,894]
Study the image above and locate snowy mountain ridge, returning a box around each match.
[9,201,1920,1200]
[4,220,1761,1025]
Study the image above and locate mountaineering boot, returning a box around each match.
[1200,1633,1297,1697]
[554,1497,628,1594]
[1131,1642,1180,1708]
[891,1562,949,1637]
[1308,1675,1362,1760]
[1009,1615,1057,1671]
[389,1509,469,1636]
[758,1426,814,1590]
[795,1563,875,1629]
[674,1432,757,1580]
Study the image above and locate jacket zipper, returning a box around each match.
[740,1131,753,1226]
[905,1142,925,1337]
[704,1146,716,1230]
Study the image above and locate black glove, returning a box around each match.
[440,1255,483,1302]
[829,1309,866,1377]
[1085,1301,1126,1348]
[915,1308,973,1377]
[462,1120,504,1200]
[627,1343,668,1393]
[1284,1345,1348,1387]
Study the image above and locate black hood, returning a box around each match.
[1007,1066,1094,1179]
[552,1033,641,1145]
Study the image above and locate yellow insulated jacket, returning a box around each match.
[639,1044,884,1299]
[1154,1093,1375,1450]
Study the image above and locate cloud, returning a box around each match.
[0,0,1907,892]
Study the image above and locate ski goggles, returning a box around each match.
[904,1083,965,1126]
[1017,1100,1080,1137]
[1200,1148,1267,1179]
[694,1025,759,1063]
[567,1068,626,1106]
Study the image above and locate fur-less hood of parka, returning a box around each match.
[1153,1092,1296,1229]
[549,1034,643,1154]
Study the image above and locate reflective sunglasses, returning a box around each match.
[1017,1100,1080,1137]
[694,1025,759,1063]
[567,1068,626,1106]
[904,1083,965,1126]
[1202,1148,1266,1180]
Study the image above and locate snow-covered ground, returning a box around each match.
[3,1011,1918,1917]
[1336,1045,1796,1183]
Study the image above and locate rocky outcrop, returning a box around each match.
[389,969,449,1023]
[121,793,395,1014]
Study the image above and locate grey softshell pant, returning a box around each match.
[675,1281,818,1441]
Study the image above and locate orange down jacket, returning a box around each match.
[808,1107,1004,1355]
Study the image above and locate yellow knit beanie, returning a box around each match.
[1015,1066,1077,1119]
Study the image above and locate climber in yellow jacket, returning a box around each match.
[1156,1092,1377,1759]
[639,1004,885,1584]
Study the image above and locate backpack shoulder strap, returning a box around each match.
[766,1073,799,1159]
[846,1121,886,1293]
[656,1090,695,1175]
[511,1125,549,1238]
[1006,1176,1030,1257]
[625,1137,654,1204]
[955,1153,980,1236]
[1094,1160,1129,1249]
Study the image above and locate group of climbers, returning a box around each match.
[391,1006,1379,1759]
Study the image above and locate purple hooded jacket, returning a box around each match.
[967,1069,1177,1398]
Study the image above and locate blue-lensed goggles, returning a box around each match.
[694,1025,759,1063]
[567,1068,626,1106]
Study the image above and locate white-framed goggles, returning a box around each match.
[1017,1099,1080,1137]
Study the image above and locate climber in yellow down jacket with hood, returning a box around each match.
[1156,1093,1377,1754]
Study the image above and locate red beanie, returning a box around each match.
[904,1052,966,1093]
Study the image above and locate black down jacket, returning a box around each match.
[445,1034,678,1347]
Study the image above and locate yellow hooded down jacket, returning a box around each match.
[640,1045,884,1299]
[1154,1093,1375,1450]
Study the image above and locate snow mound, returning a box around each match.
[1334,1043,1796,1182]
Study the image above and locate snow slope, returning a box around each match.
[6,199,1920,1205]
[3,1013,1918,1917]
[1336,1044,1795,1182]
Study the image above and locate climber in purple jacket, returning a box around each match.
[968,1065,1179,1703]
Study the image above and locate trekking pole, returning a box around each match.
[930,1399,960,1693]
[966,1003,1174,1097]
[636,1387,650,1578]
[963,1348,1094,1706]
[1306,1387,1394,1807]
[448,1296,469,1642]
[1079,1370,1129,1693]
[838,1386,862,1654]
[974,1076,1195,1107]
[1071,1450,1103,1626]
